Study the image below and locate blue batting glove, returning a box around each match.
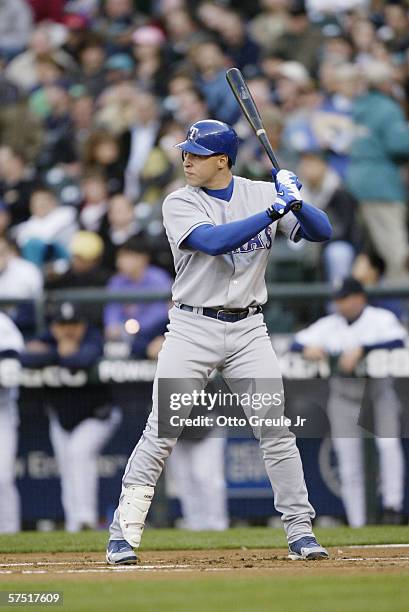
[272,169,302,205]
[267,169,303,221]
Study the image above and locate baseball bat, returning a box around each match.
[226,67,302,210]
[226,67,280,171]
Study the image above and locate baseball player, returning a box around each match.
[292,277,407,527]
[106,120,332,564]
[0,311,24,533]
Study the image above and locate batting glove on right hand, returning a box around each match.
[267,169,303,221]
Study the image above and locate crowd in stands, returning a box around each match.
[0,0,408,343]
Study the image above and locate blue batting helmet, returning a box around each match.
[175,120,239,164]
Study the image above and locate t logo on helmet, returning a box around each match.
[188,126,199,142]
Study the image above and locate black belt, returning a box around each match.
[177,304,262,323]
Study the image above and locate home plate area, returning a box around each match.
[1,546,409,580]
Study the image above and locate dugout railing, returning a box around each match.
[2,282,409,335]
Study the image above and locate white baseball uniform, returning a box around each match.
[0,312,24,533]
[109,176,316,545]
[295,305,407,526]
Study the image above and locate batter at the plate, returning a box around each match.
[106,120,332,564]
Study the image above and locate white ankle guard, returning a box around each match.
[119,485,154,548]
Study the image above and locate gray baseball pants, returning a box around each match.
[109,306,315,543]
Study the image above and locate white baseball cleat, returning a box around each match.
[106,539,138,565]
[288,536,329,560]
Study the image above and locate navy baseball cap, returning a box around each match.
[51,302,85,323]
[332,277,365,300]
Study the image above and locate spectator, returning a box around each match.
[163,8,199,65]
[314,63,360,178]
[173,87,209,129]
[249,0,289,54]
[79,174,109,233]
[346,61,409,281]
[0,236,43,297]
[0,236,43,334]
[46,231,110,326]
[35,86,79,173]
[352,251,403,319]
[104,53,135,85]
[189,41,240,123]
[100,194,142,271]
[272,1,323,74]
[189,40,240,125]
[6,24,76,92]
[380,3,409,56]
[298,149,360,282]
[21,302,121,532]
[218,9,260,73]
[31,54,69,94]
[61,13,91,64]
[75,36,107,97]
[83,131,126,195]
[0,69,43,163]
[94,81,140,134]
[123,92,161,200]
[14,185,77,268]
[104,236,172,358]
[166,70,195,97]
[275,62,321,159]
[0,0,33,61]
[132,25,169,96]
[350,18,378,67]
[94,0,142,55]
[0,147,36,227]
[70,90,95,158]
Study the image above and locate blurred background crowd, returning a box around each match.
[1,0,409,533]
[0,0,408,338]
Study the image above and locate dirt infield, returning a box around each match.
[1,546,409,581]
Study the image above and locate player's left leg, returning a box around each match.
[221,314,328,559]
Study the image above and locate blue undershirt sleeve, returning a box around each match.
[183,210,272,255]
[183,201,332,256]
[363,339,404,354]
[290,341,305,352]
[293,202,332,242]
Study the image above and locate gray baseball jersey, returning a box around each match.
[162,176,300,308]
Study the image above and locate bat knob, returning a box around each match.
[290,201,302,211]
